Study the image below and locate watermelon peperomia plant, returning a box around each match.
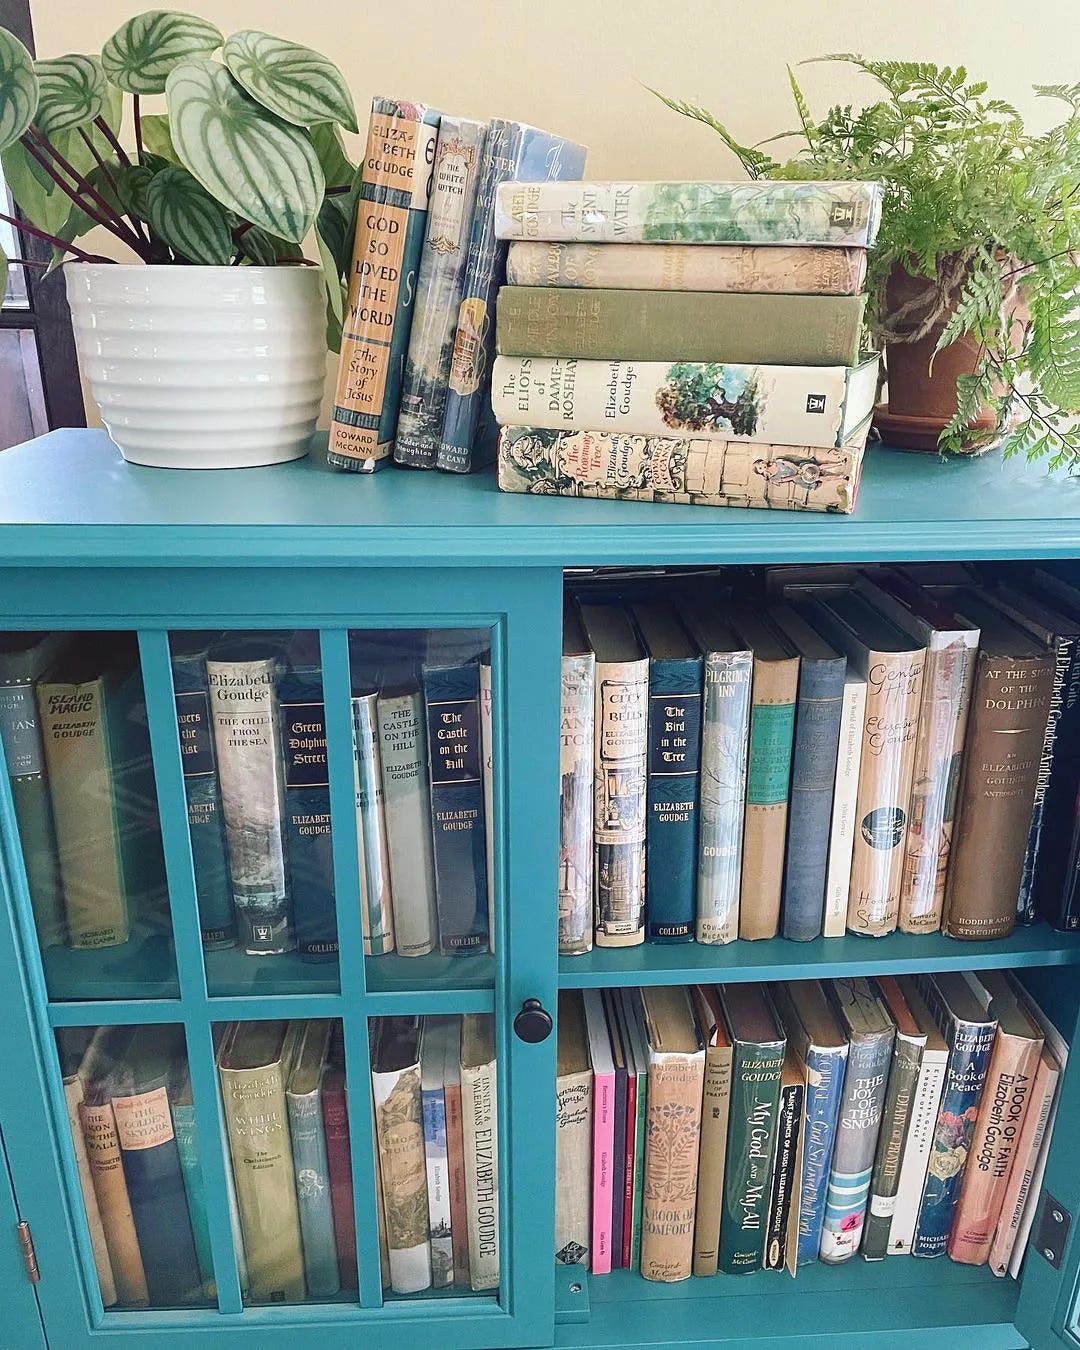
[0,12,362,347]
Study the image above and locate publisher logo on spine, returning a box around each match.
[806,393,827,414]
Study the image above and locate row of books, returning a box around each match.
[559,562,1080,951]
[489,179,884,513]
[0,628,496,961]
[556,972,1065,1281]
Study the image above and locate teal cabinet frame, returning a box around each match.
[0,1123,45,1346]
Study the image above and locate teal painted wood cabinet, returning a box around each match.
[2,429,1080,1349]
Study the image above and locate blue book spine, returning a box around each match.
[1034,635,1080,924]
[288,1085,341,1298]
[423,661,489,953]
[279,667,337,961]
[645,654,702,942]
[437,122,587,473]
[796,1044,847,1266]
[782,655,846,941]
[172,647,235,949]
[171,1102,215,1293]
[422,1072,454,1287]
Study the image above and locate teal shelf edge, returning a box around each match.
[558,923,1080,988]
[204,946,340,996]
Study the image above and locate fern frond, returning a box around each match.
[1028,287,1080,411]
[1035,82,1080,112]
[644,88,779,178]
[786,65,820,151]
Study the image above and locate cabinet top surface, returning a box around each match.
[0,428,1078,567]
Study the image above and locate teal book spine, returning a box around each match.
[719,1037,785,1273]
[288,1084,341,1298]
[644,654,702,942]
[171,1102,215,1293]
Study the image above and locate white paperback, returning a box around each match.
[353,693,395,955]
[822,675,867,938]
[887,1034,949,1254]
[377,689,438,957]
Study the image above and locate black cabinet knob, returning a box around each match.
[513,998,553,1044]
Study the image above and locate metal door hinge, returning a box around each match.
[16,1221,39,1284]
[1033,1191,1071,1270]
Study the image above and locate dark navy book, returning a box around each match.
[774,606,846,942]
[633,605,702,943]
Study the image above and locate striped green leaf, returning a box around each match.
[0,28,38,151]
[146,162,233,263]
[140,112,179,162]
[1,138,71,235]
[117,162,155,218]
[166,59,324,242]
[101,10,222,95]
[222,31,356,133]
[308,121,355,187]
[34,54,107,135]
[236,223,302,265]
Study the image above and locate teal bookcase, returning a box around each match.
[0,429,1079,1348]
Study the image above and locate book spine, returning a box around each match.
[461,1049,500,1290]
[438,123,586,474]
[372,1060,432,1293]
[394,118,487,468]
[423,662,489,953]
[739,660,798,941]
[591,1062,615,1275]
[322,1080,358,1289]
[207,657,293,955]
[444,1065,471,1286]
[0,675,66,946]
[1015,636,1073,923]
[287,1088,341,1298]
[764,1077,804,1270]
[988,1053,1058,1276]
[593,656,648,947]
[170,1103,215,1296]
[1032,636,1080,923]
[371,1096,390,1289]
[422,1079,454,1287]
[497,426,867,515]
[862,1034,924,1260]
[696,651,752,944]
[795,1045,847,1267]
[280,683,337,961]
[480,661,496,952]
[641,1050,705,1282]
[555,1067,593,1266]
[491,358,860,450]
[942,652,1054,939]
[353,694,395,955]
[887,1049,948,1255]
[79,1098,148,1305]
[63,1077,118,1306]
[560,651,595,954]
[496,289,865,366]
[505,241,869,295]
[328,98,439,472]
[692,1042,733,1275]
[720,1040,784,1273]
[622,1063,637,1268]
[782,657,845,941]
[610,1022,628,1269]
[645,655,702,942]
[631,1058,647,1271]
[494,180,882,246]
[377,691,437,956]
[823,679,866,936]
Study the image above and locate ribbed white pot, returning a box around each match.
[65,264,326,469]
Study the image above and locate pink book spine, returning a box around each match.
[591,1071,615,1274]
[987,1049,1059,1276]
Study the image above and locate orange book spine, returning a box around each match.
[79,1100,150,1306]
[444,1074,471,1287]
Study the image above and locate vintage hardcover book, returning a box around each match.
[59,1029,118,1306]
[505,240,869,294]
[218,1020,306,1301]
[285,1020,339,1298]
[372,1096,390,1290]
[279,653,336,961]
[353,689,395,955]
[862,976,929,1260]
[823,674,867,937]
[772,606,846,942]
[493,180,884,246]
[395,117,488,468]
[491,355,880,451]
[112,1026,202,1305]
[819,979,895,1263]
[729,610,799,941]
[764,1050,805,1271]
[948,972,1043,1265]
[804,593,925,937]
[611,993,639,1269]
[605,989,629,1267]
[170,634,234,950]
[770,980,847,1269]
[207,639,294,955]
[377,678,437,956]
[555,992,593,1266]
[421,1016,455,1287]
[479,659,496,951]
[690,986,734,1277]
[680,607,751,945]
[560,604,595,955]
[639,985,705,1282]
[496,289,867,365]
[578,604,648,948]
[583,987,615,1273]
[322,1029,357,1290]
[941,595,1054,940]
[717,984,786,1274]
[442,1017,470,1286]
[211,1024,251,1299]
[328,98,440,472]
[497,420,872,515]
[620,989,650,1270]
[168,1061,214,1299]
[633,604,702,943]
[856,577,980,934]
[0,632,67,948]
[437,121,587,473]
[372,1016,431,1294]
[460,1013,500,1291]
[911,973,997,1258]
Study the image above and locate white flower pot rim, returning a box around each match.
[64,262,319,274]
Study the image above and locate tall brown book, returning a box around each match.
[690,986,733,1277]
[942,596,1055,940]
[555,991,594,1267]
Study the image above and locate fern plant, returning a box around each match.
[655,56,1080,468]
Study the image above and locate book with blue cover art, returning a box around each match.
[287,1019,340,1298]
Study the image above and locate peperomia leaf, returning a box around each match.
[235,222,302,265]
[1,139,72,235]
[0,28,38,151]
[165,59,324,242]
[317,177,360,277]
[222,30,357,133]
[34,54,107,135]
[146,163,233,263]
[308,121,356,188]
[139,112,179,162]
[102,10,223,95]
[117,162,155,218]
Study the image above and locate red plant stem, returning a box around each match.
[93,115,132,168]
[0,211,114,264]
[325,184,352,195]
[20,135,134,245]
[77,127,150,246]
[133,95,144,162]
[5,256,48,269]
[26,130,148,256]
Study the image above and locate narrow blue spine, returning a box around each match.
[288,1077,340,1298]
[796,1043,847,1266]
[644,653,702,942]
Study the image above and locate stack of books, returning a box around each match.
[489,179,884,513]
[556,973,1065,1282]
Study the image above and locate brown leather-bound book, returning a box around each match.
[942,596,1055,940]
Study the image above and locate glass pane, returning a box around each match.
[54,1023,214,1310]
[216,1018,356,1305]
[370,1012,499,1300]
[1,165,29,309]
[0,328,47,450]
[1,630,178,998]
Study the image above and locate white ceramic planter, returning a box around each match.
[65,264,326,469]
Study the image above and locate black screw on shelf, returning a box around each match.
[513,998,553,1043]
